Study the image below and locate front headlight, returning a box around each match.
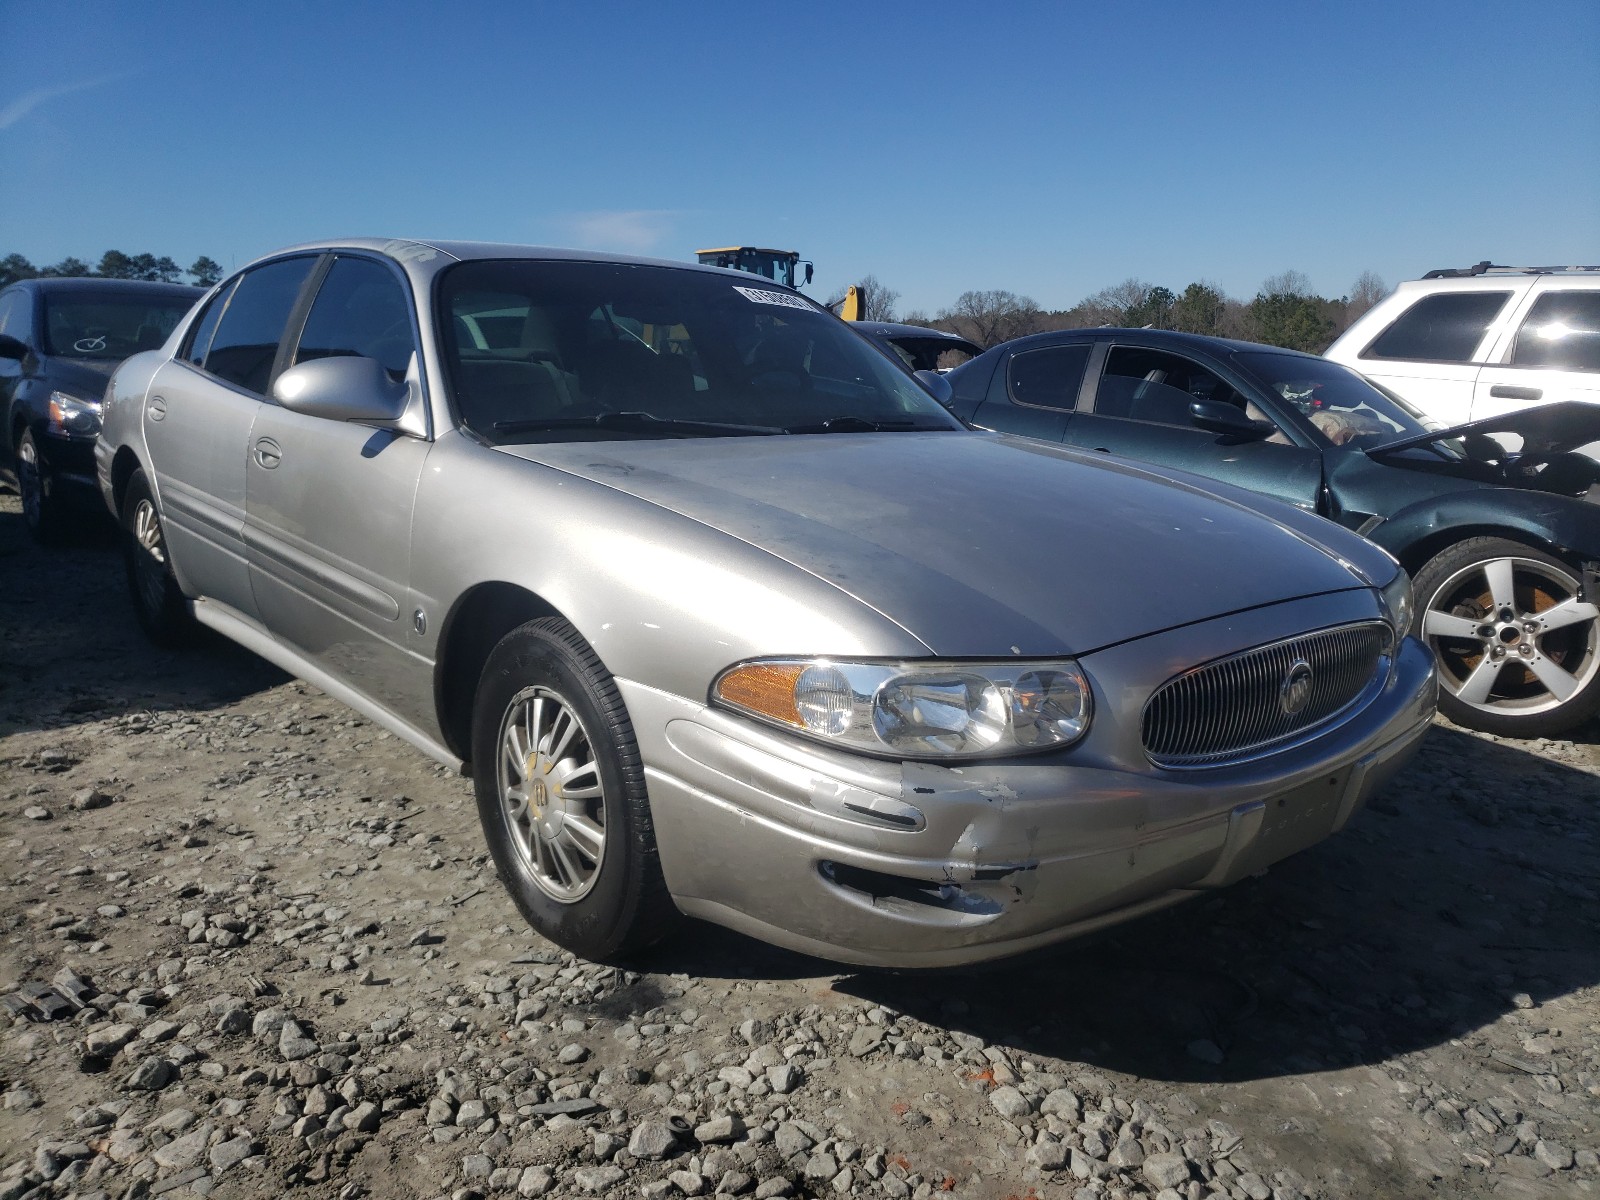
[1379,569,1414,647]
[712,658,1093,759]
[47,390,102,436]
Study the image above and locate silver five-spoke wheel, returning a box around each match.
[497,685,607,902]
[1421,551,1599,722]
[131,497,169,613]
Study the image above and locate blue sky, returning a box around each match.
[3,0,1597,315]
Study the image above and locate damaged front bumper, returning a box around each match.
[624,624,1437,969]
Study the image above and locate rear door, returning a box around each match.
[243,253,434,724]
[1061,342,1325,511]
[1473,283,1600,420]
[142,257,318,617]
[1345,290,1515,424]
[968,341,1093,441]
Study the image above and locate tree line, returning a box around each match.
[1,251,223,289]
[841,269,1389,355]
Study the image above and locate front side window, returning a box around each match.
[294,256,416,380]
[1364,292,1510,362]
[200,257,316,394]
[41,290,195,361]
[1511,291,1600,372]
[439,260,962,441]
[1007,344,1090,410]
[1094,346,1242,427]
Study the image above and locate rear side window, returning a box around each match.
[294,256,416,380]
[1511,291,1600,372]
[0,289,31,341]
[1364,292,1510,362]
[200,257,316,394]
[1007,344,1091,409]
[183,279,238,368]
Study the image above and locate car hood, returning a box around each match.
[1370,400,1600,457]
[496,433,1375,656]
[39,355,118,398]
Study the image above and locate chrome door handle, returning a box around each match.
[147,396,167,421]
[253,437,282,469]
[1489,385,1542,401]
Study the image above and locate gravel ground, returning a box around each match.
[1,490,1597,1200]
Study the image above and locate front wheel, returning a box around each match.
[471,617,678,961]
[1414,537,1600,738]
[17,430,64,544]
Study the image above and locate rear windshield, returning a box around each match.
[43,292,196,360]
[438,260,962,441]
[1232,351,1438,447]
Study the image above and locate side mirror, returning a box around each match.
[914,369,954,408]
[803,263,814,286]
[1189,398,1276,440]
[0,333,28,361]
[272,356,409,424]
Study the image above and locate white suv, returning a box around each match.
[1326,262,1600,427]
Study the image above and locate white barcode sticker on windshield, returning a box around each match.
[733,285,812,310]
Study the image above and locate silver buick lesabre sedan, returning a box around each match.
[96,240,1437,967]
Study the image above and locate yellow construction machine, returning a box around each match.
[694,246,866,319]
[694,247,813,291]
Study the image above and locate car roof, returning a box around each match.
[262,237,776,284]
[855,321,974,342]
[5,277,203,298]
[1390,273,1600,294]
[990,326,1321,360]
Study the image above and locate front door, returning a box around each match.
[243,254,433,725]
[1473,286,1600,421]
[1062,343,1325,511]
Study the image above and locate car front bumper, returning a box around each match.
[624,623,1437,969]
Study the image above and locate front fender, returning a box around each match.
[1367,487,1600,571]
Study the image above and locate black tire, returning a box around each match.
[16,429,65,544]
[1413,536,1600,738]
[471,616,678,961]
[121,468,193,646]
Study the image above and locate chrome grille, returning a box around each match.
[1142,622,1389,768]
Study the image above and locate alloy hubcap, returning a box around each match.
[1421,556,1599,716]
[131,499,169,613]
[497,686,606,902]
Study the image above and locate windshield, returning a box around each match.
[439,260,962,442]
[43,292,195,361]
[1232,351,1440,448]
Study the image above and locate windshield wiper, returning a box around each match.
[493,411,784,437]
[784,415,954,434]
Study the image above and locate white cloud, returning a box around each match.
[0,74,131,130]
[560,210,678,254]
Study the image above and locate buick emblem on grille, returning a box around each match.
[1280,659,1314,715]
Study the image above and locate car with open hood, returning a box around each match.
[946,327,1600,738]
[853,321,983,373]
[95,240,1435,966]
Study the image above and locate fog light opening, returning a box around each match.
[818,861,1004,916]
